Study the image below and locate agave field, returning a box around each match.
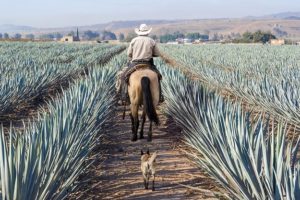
[1,41,300,199]
[0,42,125,122]
[159,44,300,199]
[160,44,300,125]
[0,42,127,199]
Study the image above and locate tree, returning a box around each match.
[118,33,125,41]
[242,31,253,42]
[173,31,185,39]
[13,33,22,39]
[233,32,241,39]
[244,30,276,43]
[25,34,35,40]
[0,33,2,39]
[3,33,9,39]
[186,33,209,41]
[39,34,55,40]
[233,30,276,43]
[53,33,63,40]
[219,34,224,40]
[125,32,136,42]
[100,30,117,40]
[67,31,75,36]
[210,33,219,41]
[82,30,99,40]
[159,34,176,43]
[273,27,288,37]
[186,33,200,41]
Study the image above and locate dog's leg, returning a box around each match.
[140,111,146,139]
[152,175,155,191]
[148,121,153,142]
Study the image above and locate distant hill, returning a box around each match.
[87,20,178,30]
[0,24,36,33]
[1,12,300,39]
[0,20,179,34]
[263,12,300,19]
[284,16,300,20]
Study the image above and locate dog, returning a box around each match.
[141,150,157,191]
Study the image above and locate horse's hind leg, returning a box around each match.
[143,178,147,189]
[152,175,155,191]
[148,121,153,142]
[130,113,134,133]
[130,105,139,142]
[140,111,146,139]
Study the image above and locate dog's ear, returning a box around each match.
[146,149,150,155]
[141,150,144,155]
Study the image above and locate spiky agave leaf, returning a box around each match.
[161,64,300,200]
[0,52,127,199]
[0,42,125,120]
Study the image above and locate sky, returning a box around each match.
[0,0,300,28]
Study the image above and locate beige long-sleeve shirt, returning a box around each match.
[127,36,160,62]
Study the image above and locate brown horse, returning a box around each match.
[128,67,160,142]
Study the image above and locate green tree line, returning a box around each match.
[233,30,276,43]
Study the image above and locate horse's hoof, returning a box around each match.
[131,135,137,142]
[139,134,144,139]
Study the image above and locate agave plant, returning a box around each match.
[0,52,127,200]
[0,42,126,121]
[160,44,300,126]
[161,64,300,200]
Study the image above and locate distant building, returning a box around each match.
[166,41,179,45]
[61,28,80,42]
[175,38,192,44]
[183,38,192,44]
[270,39,285,45]
[176,38,184,44]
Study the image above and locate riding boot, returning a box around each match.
[159,80,164,103]
[117,67,130,103]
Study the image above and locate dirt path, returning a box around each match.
[68,105,223,200]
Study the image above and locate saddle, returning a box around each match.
[119,62,163,104]
[124,63,162,84]
[125,64,149,83]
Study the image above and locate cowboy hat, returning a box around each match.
[135,24,152,36]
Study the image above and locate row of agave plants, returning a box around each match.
[0,52,127,200]
[0,42,126,118]
[160,44,300,125]
[159,60,300,200]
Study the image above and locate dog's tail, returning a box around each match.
[148,151,157,165]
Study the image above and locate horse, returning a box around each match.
[128,66,160,142]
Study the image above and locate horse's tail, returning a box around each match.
[141,76,159,125]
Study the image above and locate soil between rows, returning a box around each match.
[67,105,225,200]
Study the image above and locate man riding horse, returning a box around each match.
[117,24,164,103]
